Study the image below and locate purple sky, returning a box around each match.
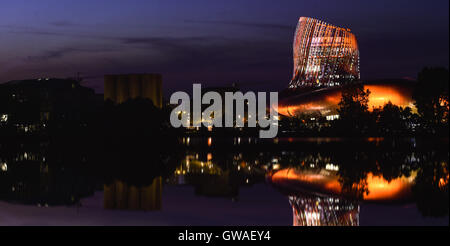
[0,0,448,96]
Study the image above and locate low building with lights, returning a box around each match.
[0,78,100,135]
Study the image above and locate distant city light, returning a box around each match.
[1,162,7,172]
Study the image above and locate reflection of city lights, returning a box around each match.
[1,162,7,172]
[439,177,449,189]
[363,172,416,201]
[325,163,339,171]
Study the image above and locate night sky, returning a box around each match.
[0,0,448,96]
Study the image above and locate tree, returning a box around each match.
[413,67,449,132]
[374,102,413,135]
[101,98,180,187]
[337,83,371,134]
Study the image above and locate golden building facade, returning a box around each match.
[104,74,162,108]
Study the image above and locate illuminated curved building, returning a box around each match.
[282,17,416,117]
[288,17,360,89]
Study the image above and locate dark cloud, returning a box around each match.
[117,35,290,71]
[9,29,66,37]
[6,28,107,40]
[113,35,292,93]
[184,20,294,30]
[49,21,77,27]
[1,24,115,41]
[25,46,118,62]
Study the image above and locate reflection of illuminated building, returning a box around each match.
[289,195,359,226]
[271,166,420,225]
[289,17,360,89]
[104,74,162,108]
[279,80,416,117]
[103,178,162,211]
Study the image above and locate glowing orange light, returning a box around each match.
[363,172,416,201]
[278,83,416,116]
[207,137,212,147]
[365,85,414,111]
[270,168,416,202]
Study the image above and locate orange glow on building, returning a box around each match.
[278,82,416,117]
[365,85,415,110]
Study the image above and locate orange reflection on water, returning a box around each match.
[270,168,416,202]
[271,169,342,194]
[207,137,212,147]
[363,172,416,201]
